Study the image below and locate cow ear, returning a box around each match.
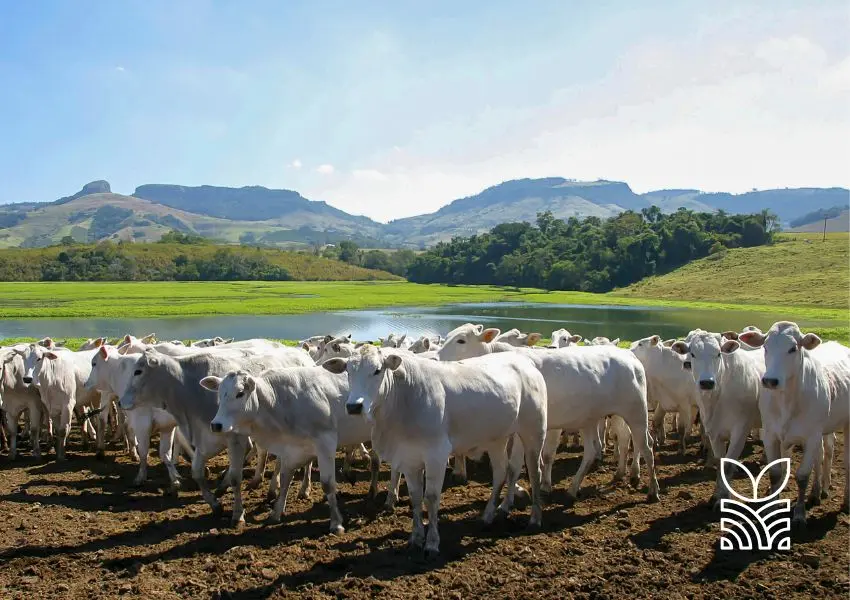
[649,335,661,346]
[378,337,385,345]
[141,333,156,343]
[332,343,341,352]
[301,343,311,352]
[569,334,582,344]
[243,375,256,394]
[799,333,821,350]
[583,339,591,345]
[473,324,484,334]
[323,335,333,344]
[0,350,17,364]
[321,357,348,374]
[224,338,234,344]
[422,338,431,350]
[671,342,689,355]
[527,333,542,346]
[44,351,60,360]
[199,376,222,392]
[124,335,132,344]
[738,331,766,348]
[99,346,109,361]
[611,338,620,346]
[721,331,739,341]
[398,334,406,344]
[93,338,104,348]
[384,354,403,371]
[145,354,160,367]
[662,338,676,347]
[480,328,500,343]
[721,340,740,354]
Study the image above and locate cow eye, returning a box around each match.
[133,369,142,376]
[788,346,796,354]
[690,352,695,358]
[717,353,721,358]
[456,339,466,345]
[236,391,244,398]
[373,368,382,376]
[91,361,96,367]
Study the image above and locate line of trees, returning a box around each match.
[321,241,417,277]
[406,207,778,292]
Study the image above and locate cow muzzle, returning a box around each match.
[761,377,780,389]
[346,400,364,415]
[22,376,32,385]
[698,379,715,391]
[210,421,223,433]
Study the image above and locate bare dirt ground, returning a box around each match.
[0,429,847,600]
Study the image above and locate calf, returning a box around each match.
[86,345,194,490]
[14,344,104,460]
[0,350,44,459]
[630,335,698,453]
[118,348,313,524]
[548,329,582,349]
[439,324,659,504]
[496,329,543,348]
[672,332,764,505]
[740,322,850,522]
[204,366,378,533]
[584,336,620,347]
[323,345,547,556]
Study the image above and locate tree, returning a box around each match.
[338,240,360,264]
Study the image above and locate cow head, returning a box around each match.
[321,345,401,418]
[630,334,662,361]
[549,329,582,349]
[672,332,740,392]
[739,321,819,390]
[437,323,499,361]
[16,344,60,386]
[204,370,257,434]
[118,350,161,410]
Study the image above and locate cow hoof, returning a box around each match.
[423,547,440,561]
[266,515,282,525]
[297,490,311,501]
[214,487,228,499]
[330,525,345,536]
[807,494,822,508]
[95,450,105,461]
[791,515,807,530]
[211,503,224,519]
[646,491,660,504]
[132,478,145,488]
[629,475,641,489]
[564,493,577,508]
[820,489,829,500]
[231,516,246,529]
[452,473,468,485]
[245,479,261,491]
[265,492,278,505]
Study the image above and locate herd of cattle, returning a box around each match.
[0,322,847,556]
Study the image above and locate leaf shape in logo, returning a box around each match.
[720,458,791,502]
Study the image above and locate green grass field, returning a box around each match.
[617,233,849,310]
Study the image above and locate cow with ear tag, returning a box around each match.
[322,343,547,557]
[671,331,764,506]
[740,321,850,522]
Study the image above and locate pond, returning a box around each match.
[0,302,838,343]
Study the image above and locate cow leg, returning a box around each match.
[385,467,401,511]
[714,428,747,506]
[191,451,221,515]
[632,419,659,502]
[793,435,822,527]
[677,404,692,455]
[28,402,42,459]
[610,417,632,483]
[297,460,313,500]
[423,453,449,557]
[452,454,467,483]
[266,457,282,504]
[269,461,296,523]
[404,465,426,548]
[566,426,601,504]
[518,429,544,528]
[367,447,381,500]
[133,429,152,487]
[226,436,250,526]
[246,447,268,491]
[315,437,344,534]
[159,427,182,494]
[95,395,109,459]
[808,436,824,506]
[5,411,19,460]
[342,446,357,484]
[56,405,73,462]
[763,433,784,496]
[597,418,608,458]
[481,439,509,524]
[500,436,524,513]
[0,410,7,452]
[821,433,834,499]
[540,429,560,494]
[842,429,850,513]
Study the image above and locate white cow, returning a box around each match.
[438,324,659,505]
[0,350,44,459]
[322,345,547,556]
[548,329,582,349]
[378,333,409,349]
[630,335,698,453]
[740,322,850,522]
[85,345,194,490]
[204,366,379,534]
[496,329,543,348]
[191,337,235,348]
[15,344,105,460]
[672,332,764,505]
[584,336,620,347]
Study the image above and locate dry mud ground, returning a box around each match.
[0,430,847,600]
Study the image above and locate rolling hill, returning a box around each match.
[0,178,847,249]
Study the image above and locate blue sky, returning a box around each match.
[1,1,847,221]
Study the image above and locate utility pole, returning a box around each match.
[823,216,827,242]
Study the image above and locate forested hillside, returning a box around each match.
[407,208,777,292]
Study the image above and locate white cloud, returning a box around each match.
[304,8,850,223]
[115,66,126,72]
[288,158,302,169]
[315,164,335,175]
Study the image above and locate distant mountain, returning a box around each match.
[789,209,849,233]
[0,177,846,249]
[789,205,847,229]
